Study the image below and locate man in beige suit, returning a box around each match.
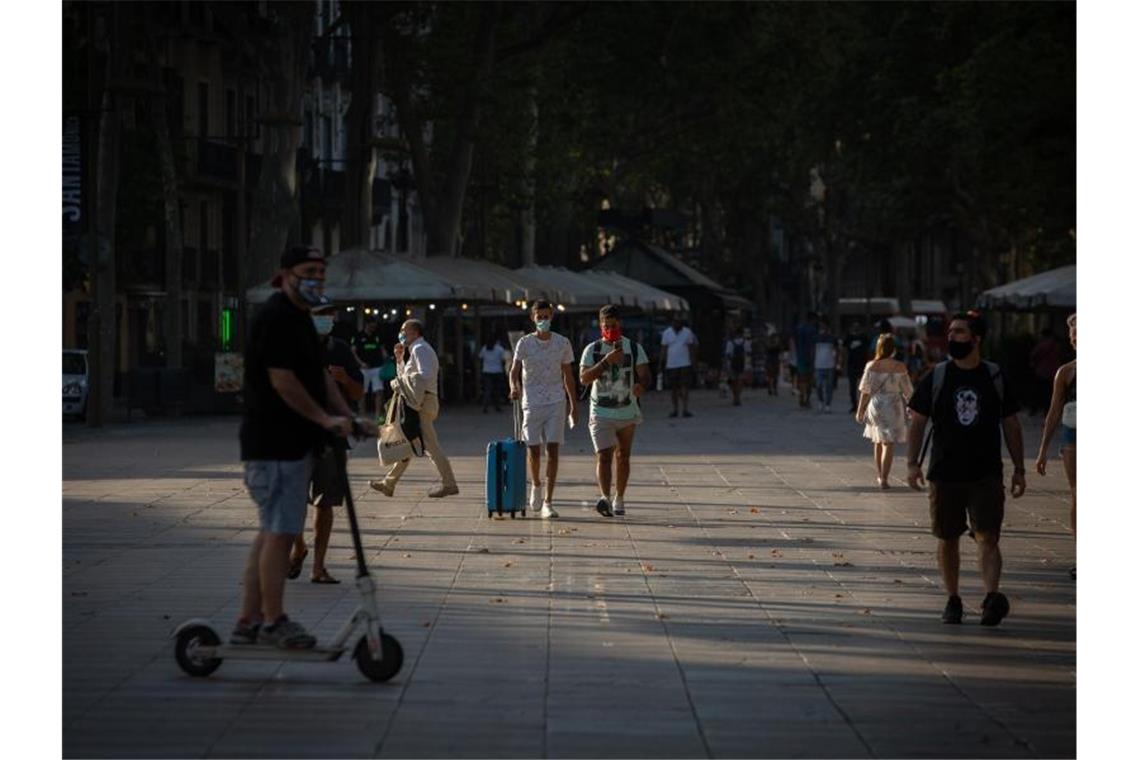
[369,319,459,498]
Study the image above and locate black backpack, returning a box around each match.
[731,341,746,373]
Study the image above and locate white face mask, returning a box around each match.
[312,315,335,335]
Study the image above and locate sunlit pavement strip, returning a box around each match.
[63,388,1075,758]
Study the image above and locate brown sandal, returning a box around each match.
[287,549,308,580]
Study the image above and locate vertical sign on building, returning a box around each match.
[62,114,84,239]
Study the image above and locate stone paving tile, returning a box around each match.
[63,388,1074,757]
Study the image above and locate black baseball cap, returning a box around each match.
[281,245,325,269]
[272,246,325,287]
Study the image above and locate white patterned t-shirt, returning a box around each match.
[512,332,574,408]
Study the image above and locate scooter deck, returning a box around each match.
[203,643,349,662]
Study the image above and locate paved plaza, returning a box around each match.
[62,386,1076,758]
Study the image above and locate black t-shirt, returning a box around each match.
[352,332,386,367]
[843,333,869,374]
[908,362,1020,482]
[240,292,328,461]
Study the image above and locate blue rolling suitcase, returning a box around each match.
[485,402,527,518]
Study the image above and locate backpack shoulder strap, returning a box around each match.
[931,360,949,410]
[981,360,1004,405]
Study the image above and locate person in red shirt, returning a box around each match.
[1028,328,1063,415]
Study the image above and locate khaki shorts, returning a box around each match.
[928,475,1005,540]
[588,415,641,452]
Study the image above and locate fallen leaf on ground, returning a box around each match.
[477,548,490,553]
[747,554,756,559]
[833,561,853,567]
[504,561,513,568]
[750,507,760,513]
[402,553,412,558]
[422,621,432,628]
[491,597,506,604]
[860,608,871,615]
[770,549,783,557]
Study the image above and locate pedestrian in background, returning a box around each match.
[843,321,870,413]
[855,333,913,489]
[352,320,389,418]
[765,331,783,396]
[723,324,752,406]
[370,319,459,499]
[795,314,819,408]
[1035,313,1076,580]
[814,320,839,413]
[478,335,509,413]
[290,302,364,585]
[660,315,698,418]
[1029,327,1063,415]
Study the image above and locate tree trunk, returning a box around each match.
[88,7,126,427]
[895,239,914,316]
[341,2,384,249]
[385,3,499,258]
[246,3,311,288]
[153,96,183,369]
[517,77,538,267]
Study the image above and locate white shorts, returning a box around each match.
[521,402,566,446]
[362,367,384,393]
[588,414,640,452]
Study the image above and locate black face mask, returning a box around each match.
[947,339,974,360]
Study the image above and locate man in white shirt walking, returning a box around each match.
[369,319,459,498]
[509,301,579,519]
[660,316,698,418]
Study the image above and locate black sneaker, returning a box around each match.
[258,615,317,649]
[669,410,678,418]
[683,410,693,418]
[595,497,613,518]
[980,591,1010,627]
[941,595,963,624]
[230,619,261,645]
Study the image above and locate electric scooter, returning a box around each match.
[172,431,404,682]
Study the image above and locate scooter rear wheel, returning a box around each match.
[175,625,223,677]
[354,633,404,682]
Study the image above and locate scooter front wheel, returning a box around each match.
[175,625,223,677]
[354,633,404,682]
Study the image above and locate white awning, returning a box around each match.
[410,257,560,304]
[514,266,689,312]
[245,249,457,304]
[977,265,1076,310]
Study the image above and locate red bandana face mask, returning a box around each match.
[601,325,622,343]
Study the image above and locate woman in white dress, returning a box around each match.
[855,334,914,489]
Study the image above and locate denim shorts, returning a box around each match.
[244,457,313,535]
[1060,424,1076,447]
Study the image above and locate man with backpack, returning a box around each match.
[723,324,752,406]
[906,311,1026,627]
[580,305,652,517]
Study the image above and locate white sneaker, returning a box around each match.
[613,497,625,516]
[539,501,559,519]
[529,483,543,513]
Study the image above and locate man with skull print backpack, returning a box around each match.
[906,311,1026,627]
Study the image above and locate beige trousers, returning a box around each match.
[382,393,457,489]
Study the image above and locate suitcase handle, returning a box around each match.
[513,399,522,441]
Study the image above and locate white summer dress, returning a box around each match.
[859,367,914,443]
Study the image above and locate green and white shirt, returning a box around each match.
[579,337,649,421]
